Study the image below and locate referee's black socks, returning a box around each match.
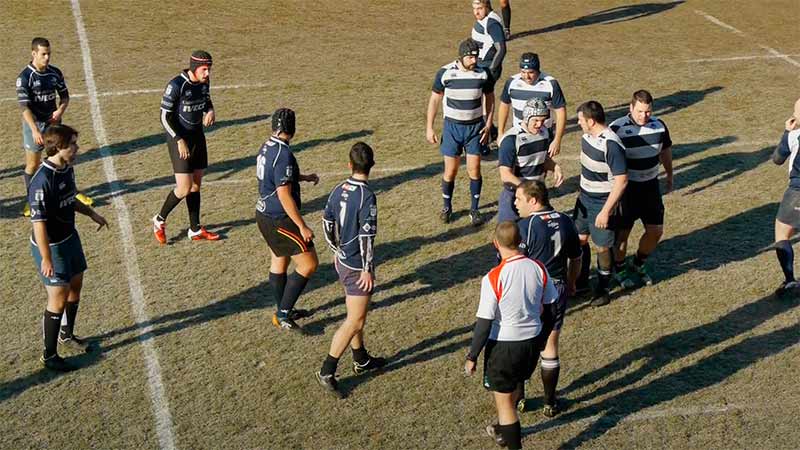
[279,272,310,315]
[775,240,795,283]
[43,310,63,358]
[496,422,522,450]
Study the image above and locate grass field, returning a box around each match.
[1,1,799,449]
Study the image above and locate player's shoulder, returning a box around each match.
[609,115,632,129]
[648,116,667,129]
[47,65,64,77]
[541,72,557,83]
[789,128,800,142]
[440,61,458,71]
[18,65,34,80]
[600,128,625,146]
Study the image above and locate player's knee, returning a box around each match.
[174,185,191,198]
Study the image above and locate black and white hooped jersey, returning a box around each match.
[499,72,566,128]
[28,159,78,244]
[432,61,494,124]
[498,125,552,184]
[160,71,213,138]
[16,64,69,123]
[610,115,672,183]
[776,129,800,189]
[518,209,581,282]
[256,136,301,219]
[322,178,377,272]
[580,129,627,201]
[471,11,505,64]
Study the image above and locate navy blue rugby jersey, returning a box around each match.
[29,159,78,243]
[322,178,377,272]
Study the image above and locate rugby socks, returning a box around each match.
[597,252,612,292]
[775,240,795,283]
[43,310,63,358]
[441,179,455,211]
[60,301,80,338]
[496,422,522,450]
[469,177,482,211]
[501,4,511,32]
[268,272,288,307]
[540,356,560,407]
[351,346,369,365]
[158,190,183,221]
[577,244,591,288]
[278,272,310,316]
[320,354,339,377]
[186,191,201,232]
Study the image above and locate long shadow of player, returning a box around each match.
[0,350,104,404]
[521,293,799,448]
[510,1,684,41]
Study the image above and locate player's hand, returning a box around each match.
[786,116,798,131]
[91,212,109,230]
[595,209,610,229]
[552,164,564,187]
[177,139,190,160]
[664,175,674,193]
[548,139,562,157]
[40,259,54,278]
[426,128,439,145]
[479,126,491,145]
[357,271,374,292]
[32,128,44,146]
[464,358,476,376]
[203,109,216,127]
[300,225,314,242]
[304,173,320,185]
[50,110,63,124]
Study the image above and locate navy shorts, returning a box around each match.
[573,196,617,248]
[777,187,800,228]
[441,118,486,157]
[497,186,520,222]
[618,179,664,228]
[22,120,48,152]
[542,280,567,332]
[167,131,208,173]
[335,259,372,297]
[483,334,545,393]
[31,233,87,286]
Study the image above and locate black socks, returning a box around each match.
[186,191,201,232]
[43,310,63,358]
[60,301,80,338]
[159,190,183,221]
[268,272,288,307]
[278,272,310,315]
[540,356,560,407]
[775,240,795,283]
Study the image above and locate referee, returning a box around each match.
[465,221,558,449]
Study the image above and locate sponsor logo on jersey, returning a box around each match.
[369,205,377,217]
[165,85,173,96]
[33,80,41,87]
[16,77,22,87]
[343,184,357,192]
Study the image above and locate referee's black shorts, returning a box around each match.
[483,335,544,393]
[256,212,315,257]
[167,130,208,173]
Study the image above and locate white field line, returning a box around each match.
[70,1,176,449]
[695,10,800,68]
[0,82,273,103]
[686,53,800,63]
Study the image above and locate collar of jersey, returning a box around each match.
[269,136,289,146]
[28,63,48,74]
[42,159,69,172]
[180,71,200,85]
[502,254,527,263]
[346,177,368,186]
[626,113,652,126]
[530,209,556,217]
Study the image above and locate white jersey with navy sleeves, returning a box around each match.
[476,255,558,341]
[432,62,494,124]
[776,129,800,189]
[322,178,377,272]
[16,64,69,122]
[499,72,566,129]
[579,129,627,201]
[610,115,672,182]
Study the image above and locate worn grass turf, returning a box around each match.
[1,1,799,448]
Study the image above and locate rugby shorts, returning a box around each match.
[573,195,618,248]
[167,130,208,173]
[440,118,487,157]
[618,179,664,228]
[777,187,800,228]
[256,212,315,257]
[30,232,87,286]
[482,335,543,393]
[335,258,373,296]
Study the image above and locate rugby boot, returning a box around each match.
[152,215,167,244]
[287,308,312,320]
[614,267,636,290]
[440,208,452,224]
[58,334,94,353]
[75,192,94,206]
[469,209,483,227]
[272,314,306,334]
[485,424,508,447]
[590,289,611,307]
[634,264,653,286]
[775,280,799,298]
[22,202,31,217]
[315,371,343,399]
[188,227,220,241]
[352,355,387,374]
[542,400,561,418]
[40,354,76,372]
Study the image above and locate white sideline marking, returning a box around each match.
[686,54,800,63]
[696,10,800,68]
[0,82,273,103]
[70,1,176,449]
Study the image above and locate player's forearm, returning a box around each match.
[553,107,566,142]
[56,98,69,114]
[426,94,441,130]
[358,235,375,273]
[488,43,506,72]
[602,175,628,213]
[497,102,510,133]
[22,108,38,128]
[32,222,52,262]
[567,257,582,287]
[499,167,521,186]
[467,318,492,361]
[277,188,306,229]
[773,131,790,165]
[660,147,674,178]
[483,93,495,123]
[73,200,96,218]
[322,218,338,253]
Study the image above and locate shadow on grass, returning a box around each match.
[0,349,104,404]
[523,292,799,448]
[510,2,684,41]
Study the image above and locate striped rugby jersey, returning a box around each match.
[579,129,627,201]
[775,129,800,189]
[498,125,552,183]
[609,115,672,182]
[500,72,566,129]
[476,255,559,341]
[432,61,494,123]
[471,10,506,64]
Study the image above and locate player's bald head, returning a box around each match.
[494,221,521,250]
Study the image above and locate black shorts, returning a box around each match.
[167,131,207,173]
[618,180,664,228]
[335,259,372,296]
[482,335,545,393]
[776,187,800,229]
[573,196,619,248]
[256,212,315,257]
[542,280,567,332]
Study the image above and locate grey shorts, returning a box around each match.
[335,259,372,297]
[31,233,87,286]
[777,187,800,228]
[573,196,618,248]
[22,120,48,152]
